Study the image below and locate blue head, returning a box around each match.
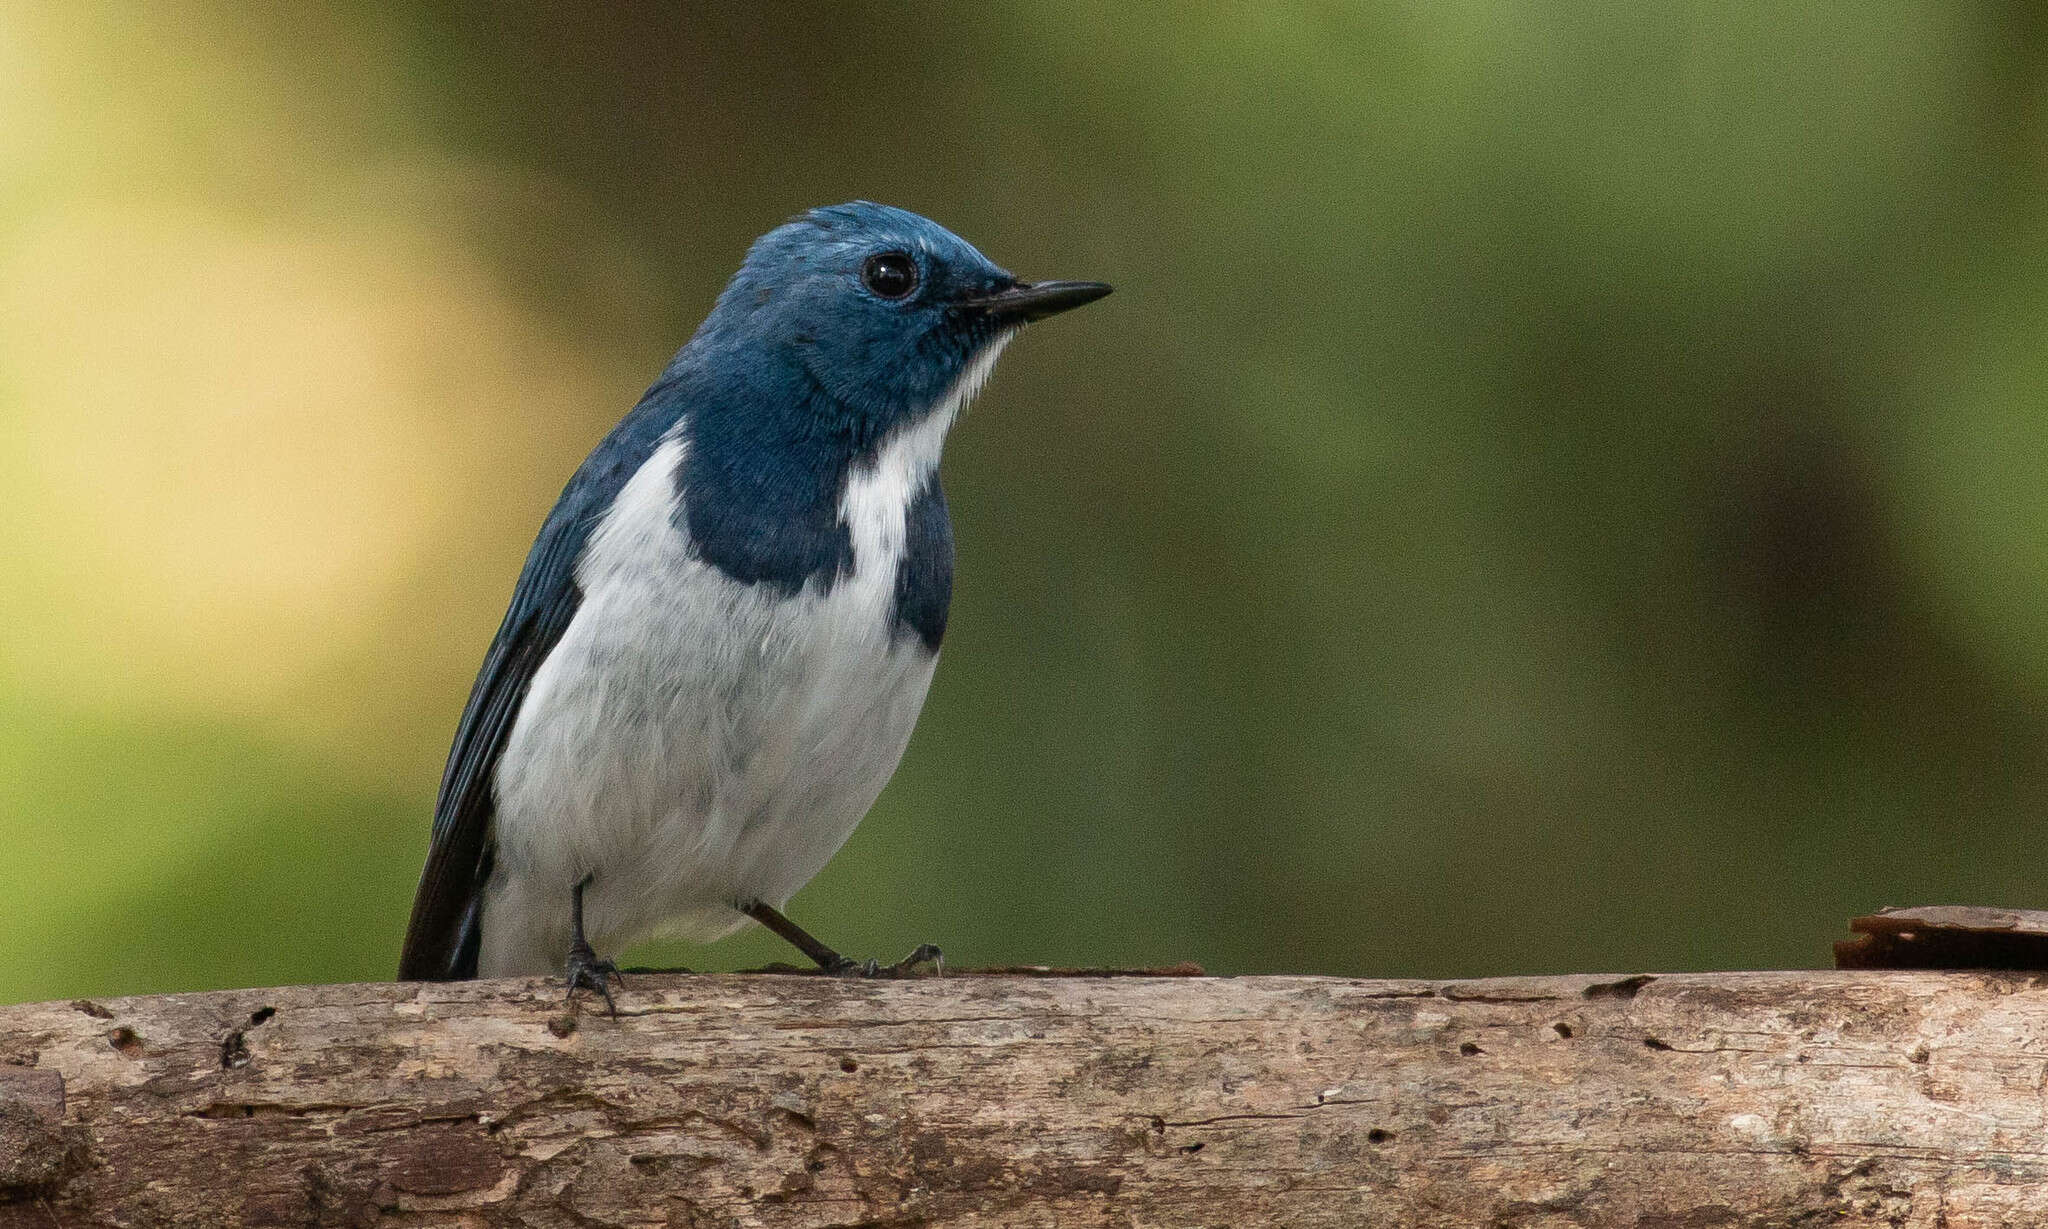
[686,202,1111,440]
[632,203,1109,607]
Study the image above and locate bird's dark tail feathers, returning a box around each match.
[397,843,490,981]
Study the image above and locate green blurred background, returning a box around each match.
[6,2,2048,1004]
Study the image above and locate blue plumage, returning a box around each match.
[894,479,954,651]
[399,203,1109,992]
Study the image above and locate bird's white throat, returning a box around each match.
[838,329,1013,574]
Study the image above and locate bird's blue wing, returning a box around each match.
[398,391,681,980]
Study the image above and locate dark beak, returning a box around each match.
[958,279,1114,324]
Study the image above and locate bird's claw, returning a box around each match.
[894,943,945,976]
[825,943,944,979]
[565,940,625,1016]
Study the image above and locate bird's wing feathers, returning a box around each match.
[398,394,682,980]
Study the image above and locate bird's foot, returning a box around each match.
[826,943,944,979]
[564,939,625,1016]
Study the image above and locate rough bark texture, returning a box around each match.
[3,969,2047,1226]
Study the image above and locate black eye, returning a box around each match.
[861,251,919,299]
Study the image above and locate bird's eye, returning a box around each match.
[861,252,919,300]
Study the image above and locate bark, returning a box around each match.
[1,966,2045,1227]
[1836,904,2048,970]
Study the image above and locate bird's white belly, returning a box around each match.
[476,437,940,976]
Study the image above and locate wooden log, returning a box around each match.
[1836,904,2048,970]
[2,968,2046,1226]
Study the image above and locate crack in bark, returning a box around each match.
[1160,1112,1310,1128]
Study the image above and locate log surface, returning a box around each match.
[2,970,2046,1226]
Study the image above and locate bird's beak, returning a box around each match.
[957,280,1114,324]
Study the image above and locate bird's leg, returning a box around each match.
[564,874,624,1015]
[742,900,847,968]
[741,901,943,978]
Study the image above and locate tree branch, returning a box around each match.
[0,966,2039,1226]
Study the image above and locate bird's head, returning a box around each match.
[698,202,1110,438]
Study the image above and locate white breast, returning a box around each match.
[475,334,1012,977]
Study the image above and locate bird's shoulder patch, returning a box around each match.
[894,476,954,651]
[675,413,855,596]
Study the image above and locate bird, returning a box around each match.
[398,202,1111,1006]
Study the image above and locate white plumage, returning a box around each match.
[476,334,1011,976]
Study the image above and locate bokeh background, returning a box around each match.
[6,2,2048,1003]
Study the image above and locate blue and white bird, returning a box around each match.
[398,203,1110,1002]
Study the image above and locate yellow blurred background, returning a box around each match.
[5,2,2048,1002]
